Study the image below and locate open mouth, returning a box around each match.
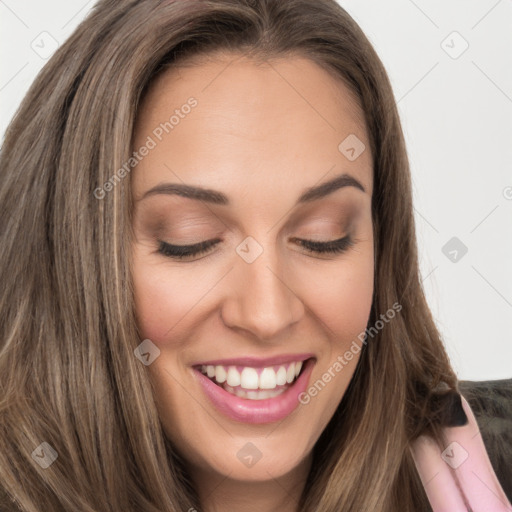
[191,355,316,424]
[196,359,308,401]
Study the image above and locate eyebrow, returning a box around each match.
[137,173,365,206]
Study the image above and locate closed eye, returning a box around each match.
[157,238,220,260]
[156,235,354,260]
[291,235,354,255]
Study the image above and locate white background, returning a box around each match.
[1,0,511,381]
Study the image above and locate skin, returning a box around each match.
[131,52,374,512]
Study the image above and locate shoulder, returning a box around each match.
[459,378,512,502]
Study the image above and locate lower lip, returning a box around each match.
[193,358,316,424]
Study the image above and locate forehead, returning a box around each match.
[132,52,373,200]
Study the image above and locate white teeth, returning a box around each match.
[276,366,287,386]
[259,367,277,389]
[226,366,241,387]
[215,365,227,383]
[236,388,247,399]
[200,360,307,391]
[240,367,259,389]
[224,385,287,400]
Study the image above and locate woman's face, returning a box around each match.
[131,53,374,484]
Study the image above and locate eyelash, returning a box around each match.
[157,235,354,260]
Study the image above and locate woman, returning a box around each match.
[0,1,510,510]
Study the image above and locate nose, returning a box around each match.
[220,241,305,341]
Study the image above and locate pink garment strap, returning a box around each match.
[411,395,512,511]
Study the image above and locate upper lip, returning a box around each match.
[191,353,315,368]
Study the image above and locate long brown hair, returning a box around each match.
[0,1,460,510]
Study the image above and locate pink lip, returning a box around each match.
[193,357,316,424]
[191,352,314,368]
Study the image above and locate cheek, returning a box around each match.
[329,265,373,340]
[302,247,374,349]
[131,251,197,346]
